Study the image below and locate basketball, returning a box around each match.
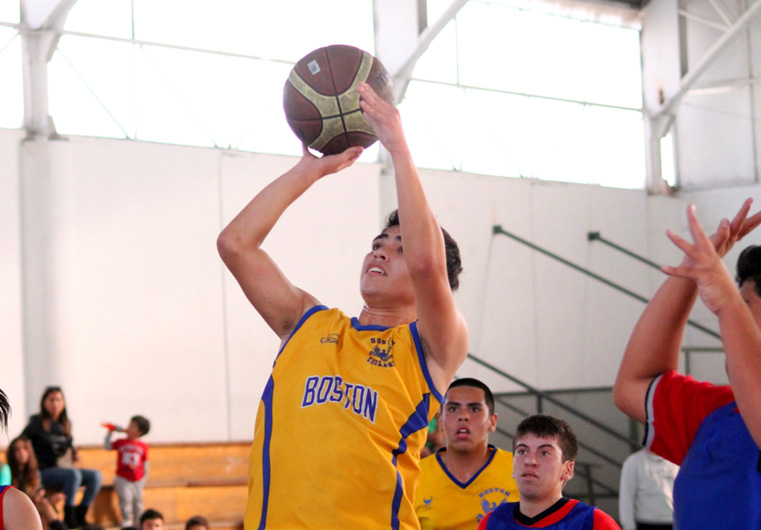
[283,44,395,155]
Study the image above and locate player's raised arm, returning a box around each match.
[660,204,761,448]
[358,82,468,391]
[217,145,363,340]
[613,199,761,424]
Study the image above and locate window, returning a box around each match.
[0,3,22,130]
[401,0,645,188]
[49,0,375,156]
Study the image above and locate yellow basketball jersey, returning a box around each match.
[245,306,443,530]
[414,446,519,530]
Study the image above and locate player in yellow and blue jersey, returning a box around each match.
[217,82,469,530]
[415,378,519,530]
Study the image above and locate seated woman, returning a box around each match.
[0,388,43,530]
[8,436,67,530]
[22,387,102,529]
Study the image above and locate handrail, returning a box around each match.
[468,354,634,448]
[587,232,662,269]
[493,225,720,339]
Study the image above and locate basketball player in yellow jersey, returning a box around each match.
[415,378,519,530]
[217,82,469,530]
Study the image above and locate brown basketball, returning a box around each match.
[283,44,395,155]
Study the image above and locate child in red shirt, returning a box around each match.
[103,415,150,528]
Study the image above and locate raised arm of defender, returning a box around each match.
[359,82,469,392]
[217,145,364,341]
[613,199,761,432]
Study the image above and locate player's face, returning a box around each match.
[359,226,413,304]
[43,391,65,420]
[740,280,761,328]
[512,434,573,503]
[441,386,496,454]
[142,519,164,530]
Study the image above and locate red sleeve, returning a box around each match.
[646,370,734,465]
[593,508,621,529]
[478,510,492,530]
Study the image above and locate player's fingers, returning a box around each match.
[660,264,695,280]
[666,228,697,256]
[738,209,761,239]
[729,197,753,235]
[685,205,714,252]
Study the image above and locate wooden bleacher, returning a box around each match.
[76,442,249,530]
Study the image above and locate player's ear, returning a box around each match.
[489,413,498,432]
[561,460,574,482]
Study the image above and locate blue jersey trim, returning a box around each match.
[350,316,389,331]
[258,377,275,530]
[410,321,444,404]
[259,305,327,528]
[436,444,498,489]
[273,305,329,363]
[390,395,432,530]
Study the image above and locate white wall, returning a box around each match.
[5,133,760,445]
[0,128,26,440]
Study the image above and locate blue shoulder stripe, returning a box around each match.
[410,321,444,404]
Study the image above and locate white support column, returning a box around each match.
[20,0,78,138]
[18,0,79,412]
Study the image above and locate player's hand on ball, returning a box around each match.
[297,143,363,178]
[358,82,407,155]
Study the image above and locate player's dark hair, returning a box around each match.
[513,414,578,463]
[131,415,151,436]
[0,388,9,431]
[446,378,495,415]
[383,209,463,292]
[736,245,761,297]
[140,508,164,524]
[39,386,71,437]
[185,516,209,530]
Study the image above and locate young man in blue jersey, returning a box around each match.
[415,378,519,530]
[613,199,761,530]
[478,415,619,530]
[218,82,469,529]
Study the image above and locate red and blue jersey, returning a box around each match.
[478,498,619,529]
[645,370,761,529]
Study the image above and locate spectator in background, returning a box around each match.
[0,388,44,530]
[7,436,68,530]
[184,516,209,530]
[139,509,163,530]
[22,387,102,529]
[103,416,150,528]
[618,448,678,530]
[0,454,10,486]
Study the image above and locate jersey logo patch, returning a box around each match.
[423,496,433,508]
[320,333,339,344]
[367,338,395,367]
[477,488,511,521]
